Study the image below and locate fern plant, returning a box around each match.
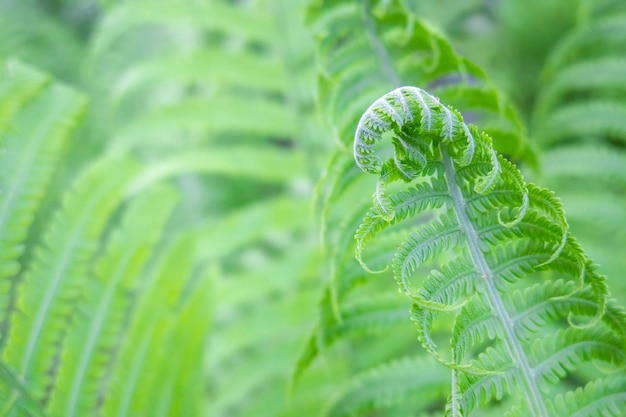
[351,85,626,416]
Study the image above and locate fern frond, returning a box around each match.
[90,0,276,67]
[393,212,463,295]
[4,1,319,417]
[534,101,626,147]
[538,145,626,189]
[355,177,450,270]
[139,267,210,417]
[0,11,83,81]
[191,196,311,262]
[534,13,626,144]
[541,14,626,78]
[312,291,410,347]
[352,86,626,416]
[0,61,86,347]
[458,346,519,414]
[531,326,625,386]
[110,48,287,105]
[47,185,178,417]
[125,146,306,195]
[109,96,296,152]
[100,233,196,417]
[3,155,139,406]
[532,8,626,309]
[546,375,626,417]
[536,57,626,113]
[306,4,534,381]
[0,361,44,417]
[327,356,449,417]
[209,236,322,417]
[0,60,49,127]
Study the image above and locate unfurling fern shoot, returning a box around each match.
[352,86,626,417]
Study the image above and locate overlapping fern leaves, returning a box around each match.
[1,0,333,415]
[0,61,86,348]
[1,0,313,415]
[0,59,213,416]
[84,1,329,416]
[352,85,626,416]
[0,60,87,415]
[531,4,626,305]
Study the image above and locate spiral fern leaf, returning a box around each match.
[353,86,626,416]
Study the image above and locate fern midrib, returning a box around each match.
[450,368,460,415]
[440,144,548,417]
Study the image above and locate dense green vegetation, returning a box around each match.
[0,0,625,416]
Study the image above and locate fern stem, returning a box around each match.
[440,144,548,417]
[450,368,460,417]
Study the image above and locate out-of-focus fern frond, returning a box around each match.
[0,61,87,347]
[47,185,178,417]
[86,2,329,417]
[326,355,449,417]
[0,361,44,417]
[0,60,88,415]
[100,233,208,417]
[3,155,139,409]
[0,1,87,83]
[532,9,626,305]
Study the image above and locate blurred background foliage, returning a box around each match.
[0,0,624,416]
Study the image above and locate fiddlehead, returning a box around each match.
[353,86,626,416]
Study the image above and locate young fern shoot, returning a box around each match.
[353,86,626,416]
